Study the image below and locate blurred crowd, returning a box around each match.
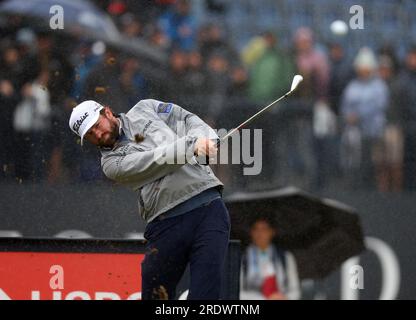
[1,0,416,193]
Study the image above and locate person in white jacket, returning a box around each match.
[240,217,301,300]
[13,70,51,181]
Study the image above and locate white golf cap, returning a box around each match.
[69,100,104,145]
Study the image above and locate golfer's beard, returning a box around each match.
[98,125,118,148]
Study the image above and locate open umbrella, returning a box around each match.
[0,0,120,42]
[0,0,168,70]
[225,186,365,280]
[0,0,168,82]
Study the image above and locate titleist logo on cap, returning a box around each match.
[72,112,89,134]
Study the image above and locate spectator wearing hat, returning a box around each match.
[340,47,389,189]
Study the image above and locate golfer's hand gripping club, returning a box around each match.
[194,138,218,159]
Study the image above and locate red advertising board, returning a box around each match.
[0,252,145,300]
[0,238,240,300]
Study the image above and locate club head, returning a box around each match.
[290,75,303,91]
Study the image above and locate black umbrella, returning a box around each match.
[0,0,168,76]
[225,186,365,280]
[0,0,120,41]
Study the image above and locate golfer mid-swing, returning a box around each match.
[69,99,230,300]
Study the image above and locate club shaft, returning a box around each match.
[218,89,292,145]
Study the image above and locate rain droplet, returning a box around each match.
[106,57,116,65]
[153,286,168,300]
[135,134,144,143]
[95,87,106,94]
[69,100,78,108]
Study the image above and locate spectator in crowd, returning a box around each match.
[70,40,102,101]
[163,48,189,106]
[393,45,416,190]
[186,50,205,90]
[106,0,128,24]
[227,64,249,101]
[328,42,353,115]
[247,31,294,104]
[198,23,237,64]
[378,55,403,192]
[292,27,332,189]
[204,50,231,126]
[120,13,143,39]
[0,42,22,180]
[158,0,197,51]
[127,0,176,25]
[183,50,207,114]
[36,33,74,181]
[35,32,74,107]
[244,31,297,187]
[205,0,228,15]
[321,42,353,188]
[81,45,127,113]
[119,55,148,107]
[146,23,170,50]
[13,69,51,182]
[0,15,24,41]
[293,27,330,103]
[15,28,39,87]
[378,43,401,76]
[340,47,389,190]
[240,217,300,300]
[241,34,267,67]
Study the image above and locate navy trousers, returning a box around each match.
[141,198,231,300]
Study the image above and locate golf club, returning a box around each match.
[198,74,303,165]
[218,74,303,145]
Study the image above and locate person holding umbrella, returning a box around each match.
[240,217,300,300]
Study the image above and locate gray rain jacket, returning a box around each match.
[100,99,223,222]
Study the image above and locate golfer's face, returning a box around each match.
[85,113,118,147]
